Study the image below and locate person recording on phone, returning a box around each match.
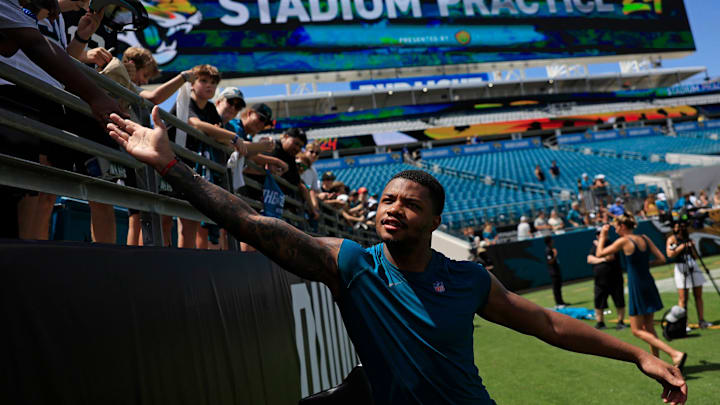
[666,222,711,329]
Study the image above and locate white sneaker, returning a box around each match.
[700,320,713,329]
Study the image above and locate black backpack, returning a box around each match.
[661,309,688,341]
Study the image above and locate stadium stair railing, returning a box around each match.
[0,60,377,247]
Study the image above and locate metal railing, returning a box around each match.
[0,60,378,247]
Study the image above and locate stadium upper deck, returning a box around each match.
[246,67,705,122]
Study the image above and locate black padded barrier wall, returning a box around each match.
[1,240,305,405]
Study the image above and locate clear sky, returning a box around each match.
[663,0,720,77]
[234,0,720,99]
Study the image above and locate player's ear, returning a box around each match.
[431,214,441,232]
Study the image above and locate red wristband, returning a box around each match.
[159,158,178,177]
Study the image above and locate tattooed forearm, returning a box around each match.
[163,162,341,290]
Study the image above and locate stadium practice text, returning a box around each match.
[219,0,618,26]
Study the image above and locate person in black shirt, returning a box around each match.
[545,235,568,308]
[588,232,627,329]
[244,128,319,220]
[165,64,239,248]
[64,5,117,59]
[550,160,560,178]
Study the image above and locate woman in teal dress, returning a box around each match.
[596,214,687,371]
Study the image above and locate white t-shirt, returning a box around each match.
[534,217,550,236]
[227,151,246,191]
[0,12,68,88]
[300,166,321,192]
[517,222,531,240]
[548,217,563,228]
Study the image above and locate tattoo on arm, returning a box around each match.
[163,162,341,290]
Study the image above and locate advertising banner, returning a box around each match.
[590,129,621,141]
[558,126,660,145]
[350,73,490,90]
[313,151,404,170]
[556,133,590,145]
[675,119,720,133]
[420,137,541,159]
[623,126,659,137]
[703,120,720,129]
[119,0,694,78]
[673,121,699,132]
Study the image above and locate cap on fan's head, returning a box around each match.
[321,171,336,181]
[251,103,273,125]
[219,87,245,101]
[218,87,246,109]
[90,0,149,32]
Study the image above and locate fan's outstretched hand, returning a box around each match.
[107,106,175,172]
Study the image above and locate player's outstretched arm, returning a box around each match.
[479,274,687,405]
[107,107,342,294]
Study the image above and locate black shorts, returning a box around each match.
[594,277,625,310]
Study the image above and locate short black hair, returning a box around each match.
[544,235,553,245]
[388,170,445,215]
[286,128,307,146]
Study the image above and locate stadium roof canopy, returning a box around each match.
[244,67,705,120]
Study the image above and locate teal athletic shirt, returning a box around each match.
[336,240,496,405]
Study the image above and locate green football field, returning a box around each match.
[473,257,720,404]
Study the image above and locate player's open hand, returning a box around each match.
[107,106,175,172]
[637,353,687,404]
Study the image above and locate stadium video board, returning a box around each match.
[120,0,694,78]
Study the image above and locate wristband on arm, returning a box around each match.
[160,158,179,177]
[75,35,90,44]
[232,134,240,145]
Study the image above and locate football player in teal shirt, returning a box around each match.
[107,109,688,405]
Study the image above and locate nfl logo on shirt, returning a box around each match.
[433,281,446,293]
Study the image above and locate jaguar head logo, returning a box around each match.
[118,0,203,65]
[344,157,356,167]
[452,147,462,155]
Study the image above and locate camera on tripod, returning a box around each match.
[673,215,691,242]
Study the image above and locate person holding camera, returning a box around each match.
[666,222,711,329]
